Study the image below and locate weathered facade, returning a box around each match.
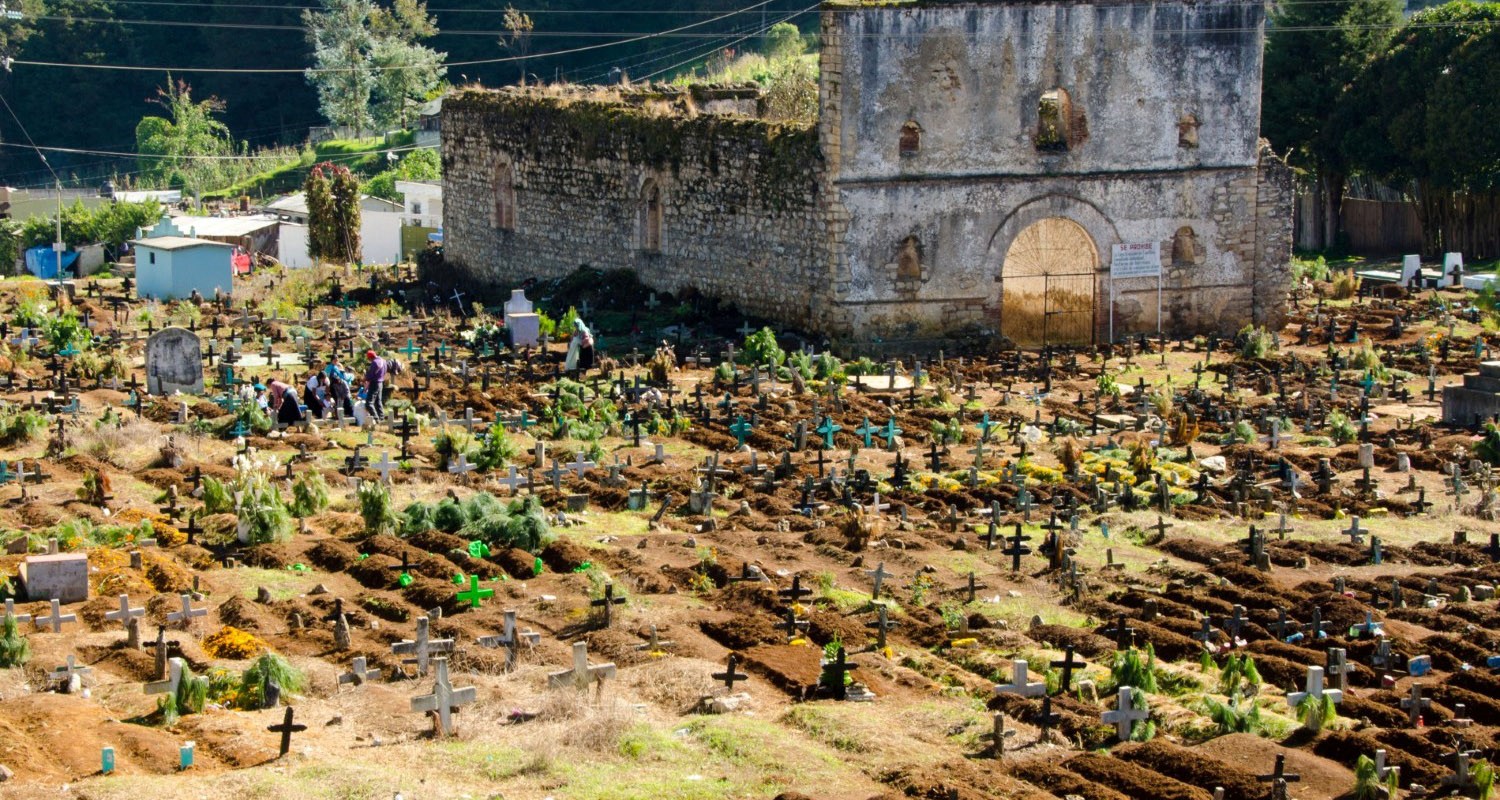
[443,0,1293,351]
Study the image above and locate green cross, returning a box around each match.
[511,410,536,430]
[335,298,358,310]
[729,415,752,447]
[977,413,994,440]
[455,574,494,609]
[400,338,420,359]
[853,416,878,448]
[878,416,903,443]
[57,343,79,358]
[815,416,841,449]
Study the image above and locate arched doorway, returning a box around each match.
[999,217,1099,347]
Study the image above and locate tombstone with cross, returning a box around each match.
[1286,666,1342,730]
[392,616,454,676]
[548,640,617,694]
[994,659,1047,698]
[410,658,476,737]
[477,610,541,672]
[1258,754,1302,800]
[338,656,383,689]
[1101,686,1150,741]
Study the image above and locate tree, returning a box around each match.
[500,5,534,85]
[1332,2,1500,258]
[305,162,363,264]
[763,56,818,124]
[365,147,440,201]
[369,0,445,128]
[304,0,378,135]
[764,22,805,60]
[1262,0,1402,251]
[305,162,362,264]
[134,78,233,195]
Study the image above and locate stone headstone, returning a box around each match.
[19,553,89,603]
[145,327,204,395]
[504,290,539,347]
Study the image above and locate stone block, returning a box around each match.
[20,553,89,603]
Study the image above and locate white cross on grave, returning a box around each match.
[1286,666,1342,714]
[548,641,616,693]
[634,624,676,653]
[36,599,77,633]
[1101,686,1150,741]
[448,453,476,477]
[144,657,186,697]
[496,465,529,494]
[372,451,399,484]
[477,609,541,671]
[392,616,454,676]
[409,657,476,738]
[104,594,144,632]
[994,659,1047,698]
[49,654,93,691]
[166,594,206,629]
[566,452,597,479]
[4,598,32,624]
[338,656,382,689]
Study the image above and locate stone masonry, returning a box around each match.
[442,0,1293,352]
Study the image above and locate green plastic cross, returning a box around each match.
[455,574,494,609]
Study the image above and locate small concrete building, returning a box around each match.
[132,236,235,300]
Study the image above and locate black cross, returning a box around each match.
[778,575,813,604]
[1102,615,1136,650]
[389,550,412,578]
[592,583,626,628]
[779,606,809,639]
[1002,524,1033,572]
[267,706,307,758]
[822,645,855,701]
[1050,646,1086,694]
[712,654,749,691]
[1257,754,1301,790]
[1036,694,1062,740]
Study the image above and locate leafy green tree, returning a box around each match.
[304,0,378,134]
[370,0,445,128]
[764,22,805,60]
[304,161,362,264]
[1333,2,1500,259]
[365,147,440,201]
[134,78,233,195]
[500,5,534,85]
[1262,0,1401,250]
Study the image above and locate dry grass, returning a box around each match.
[75,418,169,472]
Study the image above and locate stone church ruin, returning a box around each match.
[443,0,1293,351]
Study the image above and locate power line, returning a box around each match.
[0,139,437,161]
[13,0,782,74]
[638,3,819,82]
[0,90,59,186]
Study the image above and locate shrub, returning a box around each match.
[288,470,329,517]
[1204,692,1264,735]
[0,612,30,667]
[473,424,518,472]
[1237,325,1275,360]
[1479,423,1500,466]
[0,406,46,445]
[432,498,467,533]
[232,458,293,545]
[400,501,435,536]
[1353,753,1399,800]
[201,475,232,515]
[1097,372,1121,399]
[1110,645,1158,694]
[1295,691,1337,732]
[1326,411,1358,445]
[357,480,397,538]
[1475,758,1495,800]
[740,326,786,367]
[237,652,305,710]
[1218,653,1262,695]
[1331,268,1362,300]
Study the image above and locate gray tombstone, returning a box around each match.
[145,327,204,395]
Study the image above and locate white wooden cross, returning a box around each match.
[447,453,475,477]
[410,657,476,738]
[104,594,144,633]
[1286,666,1342,712]
[372,451,398,484]
[458,408,480,434]
[392,616,454,676]
[548,641,616,692]
[496,465,529,494]
[338,656,382,689]
[1101,686,1149,740]
[477,609,541,671]
[634,624,676,653]
[144,657,185,696]
[566,451,597,479]
[36,599,77,633]
[49,654,93,689]
[166,594,206,629]
[994,659,1047,698]
[3,598,32,624]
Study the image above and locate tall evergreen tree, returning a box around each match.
[304,0,378,136]
[1262,0,1402,249]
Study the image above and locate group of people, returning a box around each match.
[249,317,596,431]
[257,350,393,429]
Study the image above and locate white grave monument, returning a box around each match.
[504,289,540,348]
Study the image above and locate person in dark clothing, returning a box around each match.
[266,379,303,427]
[364,350,388,422]
[303,371,327,420]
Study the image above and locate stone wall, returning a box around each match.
[818,0,1290,349]
[442,88,829,327]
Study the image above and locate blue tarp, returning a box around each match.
[24,246,79,279]
[427,229,444,244]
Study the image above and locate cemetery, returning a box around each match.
[1,257,1500,800]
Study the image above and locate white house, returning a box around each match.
[396,180,442,229]
[264,192,401,225]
